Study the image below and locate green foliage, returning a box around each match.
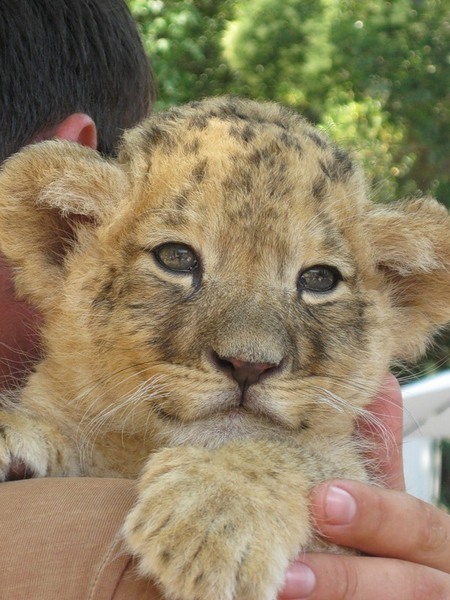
[325,0,450,203]
[128,0,244,109]
[223,0,326,113]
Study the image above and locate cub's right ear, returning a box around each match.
[0,140,128,312]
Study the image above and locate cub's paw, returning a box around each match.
[0,414,49,480]
[0,412,78,480]
[124,445,311,600]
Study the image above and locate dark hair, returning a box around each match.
[0,0,155,161]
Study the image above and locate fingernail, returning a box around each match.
[324,485,357,525]
[282,562,316,598]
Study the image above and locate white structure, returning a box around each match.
[403,370,450,437]
[402,371,450,504]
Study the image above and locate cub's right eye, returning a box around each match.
[153,243,200,274]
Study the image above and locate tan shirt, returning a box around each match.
[0,478,162,599]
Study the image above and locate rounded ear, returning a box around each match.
[365,197,450,361]
[0,140,128,312]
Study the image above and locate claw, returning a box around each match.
[6,457,36,481]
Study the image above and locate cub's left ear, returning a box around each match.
[0,140,128,312]
[365,196,450,361]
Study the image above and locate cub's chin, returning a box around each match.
[153,407,288,450]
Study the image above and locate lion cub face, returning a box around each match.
[1,97,449,453]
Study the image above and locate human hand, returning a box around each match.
[280,480,450,599]
[279,374,450,599]
[356,372,405,490]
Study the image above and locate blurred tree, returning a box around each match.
[223,0,327,117]
[127,0,244,109]
[326,0,450,203]
[224,0,450,204]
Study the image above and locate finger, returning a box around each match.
[279,554,450,600]
[310,480,450,574]
[357,372,404,489]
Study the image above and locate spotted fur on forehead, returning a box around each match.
[122,96,355,184]
[117,96,367,257]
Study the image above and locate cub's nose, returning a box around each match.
[211,351,281,388]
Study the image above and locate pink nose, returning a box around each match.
[212,352,280,388]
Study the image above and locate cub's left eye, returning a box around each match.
[298,265,342,293]
[153,243,199,274]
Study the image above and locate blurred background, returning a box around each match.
[127,0,450,506]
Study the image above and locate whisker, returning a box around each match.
[73,367,171,469]
[304,379,397,467]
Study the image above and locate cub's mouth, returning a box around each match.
[150,399,302,450]
[152,391,297,432]
[153,402,259,423]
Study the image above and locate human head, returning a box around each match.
[0,0,155,162]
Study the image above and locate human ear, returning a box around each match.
[31,113,98,150]
[365,197,450,361]
[53,113,98,149]
[0,140,127,313]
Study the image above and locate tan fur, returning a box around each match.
[1,97,450,599]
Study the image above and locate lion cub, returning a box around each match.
[1,97,450,599]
